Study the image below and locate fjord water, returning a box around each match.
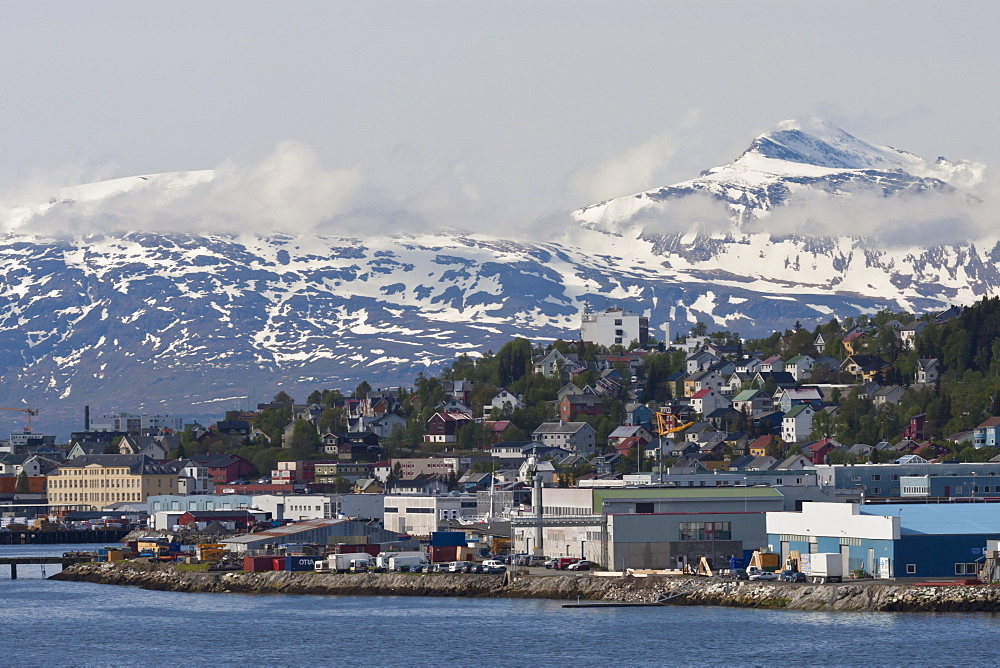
[3,544,1000,666]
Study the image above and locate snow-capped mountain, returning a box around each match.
[0,120,995,436]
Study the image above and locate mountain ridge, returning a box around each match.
[0,119,994,437]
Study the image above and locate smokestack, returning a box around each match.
[534,467,544,556]
[84,405,90,431]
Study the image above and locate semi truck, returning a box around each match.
[314,552,372,573]
[799,553,843,584]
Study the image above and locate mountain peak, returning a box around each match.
[741,118,904,170]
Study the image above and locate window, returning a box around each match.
[850,474,861,482]
[955,563,967,575]
[906,564,916,574]
[679,522,731,541]
[871,474,881,481]
[635,503,654,514]
[406,507,433,514]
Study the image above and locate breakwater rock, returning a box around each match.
[51,562,1000,612]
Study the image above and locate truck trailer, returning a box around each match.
[799,552,843,584]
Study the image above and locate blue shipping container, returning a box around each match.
[285,555,322,572]
[430,531,465,547]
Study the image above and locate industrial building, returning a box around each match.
[382,494,479,537]
[147,493,383,522]
[814,462,1000,499]
[511,486,784,570]
[220,518,401,553]
[766,502,1000,579]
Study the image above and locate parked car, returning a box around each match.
[448,561,472,573]
[555,557,580,570]
[544,558,558,569]
[566,560,593,571]
[732,568,749,581]
[779,570,807,583]
[482,559,506,572]
[749,570,777,581]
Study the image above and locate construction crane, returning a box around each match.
[0,405,39,432]
[655,411,695,438]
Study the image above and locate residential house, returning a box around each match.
[731,389,772,417]
[899,321,928,350]
[385,475,450,496]
[559,393,603,421]
[321,432,381,459]
[735,356,763,375]
[532,422,597,456]
[842,355,890,382]
[190,454,255,484]
[624,403,654,429]
[777,387,823,413]
[783,355,814,382]
[915,358,939,385]
[532,349,579,379]
[974,417,1000,449]
[518,459,555,485]
[117,435,170,460]
[759,355,784,373]
[873,385,906,407]
[781,405,815,444]
[686,351,719,374]
[690,388,731,417]
[841,330,868,356]
[902,414,926,441]
[684,370,726,398]
[748,435,780,458]
[424,411,474,443]
[607,425,653,451]
[753,411,785,436]
[485,389,523,418]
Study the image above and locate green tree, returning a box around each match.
[287,419,319,450]
[14,470,29,494]
[354,380,372,399]
[273,391,294,404]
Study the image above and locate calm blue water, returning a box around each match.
[4,544,1000,666]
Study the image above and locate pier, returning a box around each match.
[0,554,93,579]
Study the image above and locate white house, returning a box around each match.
[782,405,815,443]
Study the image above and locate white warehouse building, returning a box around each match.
[581,307,649,348]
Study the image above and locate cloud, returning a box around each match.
[0,140,493,239]
[569,131,678,204]
[749,177,999,248]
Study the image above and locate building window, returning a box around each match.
[635,502,654,514]
[907,564,916,574]
[871,474,881,481]
[955,563,966,575]
[679,521,731,541]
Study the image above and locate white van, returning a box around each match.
[447,560,472,572]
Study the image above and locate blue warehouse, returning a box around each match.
[766,502,1000,579]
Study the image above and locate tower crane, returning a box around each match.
[0,405,39,432]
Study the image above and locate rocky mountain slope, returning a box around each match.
[0,120,995,435]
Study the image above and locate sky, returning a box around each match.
[1,0,998,236]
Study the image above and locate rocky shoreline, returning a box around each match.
[51,562,1000,612]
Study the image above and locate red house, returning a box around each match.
[191,454,256,484]
[558,394,603,421]
[902,413,926,441]
[424,411,473,443]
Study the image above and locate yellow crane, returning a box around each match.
[654,412,695,438]
[0,405,39,432]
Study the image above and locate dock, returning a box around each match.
[0,554,93,579]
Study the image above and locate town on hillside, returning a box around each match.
[7,299,1000,582]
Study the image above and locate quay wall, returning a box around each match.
[51,562,1000,612]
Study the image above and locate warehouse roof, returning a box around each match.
[860,504,1000,535]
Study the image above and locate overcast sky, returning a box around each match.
[1,1,998,233]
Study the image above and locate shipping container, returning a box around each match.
[285,555,322,572]
[431,531,466,547]
[430,545,459,562]
[243,556,274,572]
[272,557,286,571]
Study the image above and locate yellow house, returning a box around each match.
[48,454,177,510]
